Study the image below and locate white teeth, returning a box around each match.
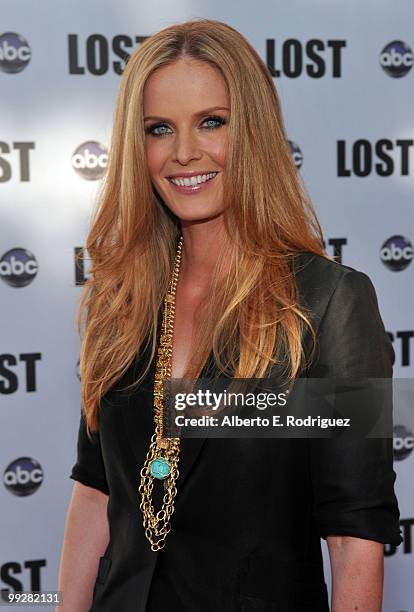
[169,172,217,187]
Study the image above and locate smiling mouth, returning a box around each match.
[167,171,218,187]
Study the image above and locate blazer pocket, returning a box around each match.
[95,555,112,585]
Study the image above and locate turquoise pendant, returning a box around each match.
[150,457,171,480]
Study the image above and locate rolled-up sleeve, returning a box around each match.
[69,411,109,495]
[308,269,402,546]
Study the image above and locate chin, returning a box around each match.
[171,206,224,224]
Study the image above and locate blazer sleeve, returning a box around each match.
[307,269,403,545]
[69,411,110,495]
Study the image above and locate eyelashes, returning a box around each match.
[144,115,227,138]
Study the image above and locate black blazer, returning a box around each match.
[70,252,402,612]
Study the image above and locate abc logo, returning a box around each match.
[393,425,414,461]
[72,141,108,180]
[0,248,38,287]
[380,235,413,271]
[288,141,303,169]
[3,457,44,496]
[0,32,31,74]
[380,41,413,78]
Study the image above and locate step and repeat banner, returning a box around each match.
[1,1,413,610]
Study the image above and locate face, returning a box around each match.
[143,57,229,223]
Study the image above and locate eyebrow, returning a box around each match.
[143,106,230,121]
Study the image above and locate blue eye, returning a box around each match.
[202,115,226,129]
[145,124,172,137]
[145,115,227,138]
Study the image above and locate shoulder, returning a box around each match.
[291,251,380,331]
[292,250,367,288]
[291,251,393,377]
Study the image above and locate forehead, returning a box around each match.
[143,58,229,113]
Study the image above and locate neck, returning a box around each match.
[179,215,231,282]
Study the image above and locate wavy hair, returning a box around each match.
[77,18,332,434]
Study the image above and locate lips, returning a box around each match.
[166,172,218,195]
[167,171,218,179]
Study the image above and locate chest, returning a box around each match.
[170,287,207,379]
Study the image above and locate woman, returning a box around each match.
[57,18,402,611]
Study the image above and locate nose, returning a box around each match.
[173,128,202,165]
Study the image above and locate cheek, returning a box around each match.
[208,135,227,168]
[145,141,164,180]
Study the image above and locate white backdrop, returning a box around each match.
[1,1,413,610]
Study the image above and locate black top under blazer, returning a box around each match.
[70,252,402,612]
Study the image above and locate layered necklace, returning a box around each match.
[139,235,183,551]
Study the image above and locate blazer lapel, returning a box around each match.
[174,349,216,493]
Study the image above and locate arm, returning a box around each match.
[327,535,383,611]
[56,482,110,611]
[307,269,402,609]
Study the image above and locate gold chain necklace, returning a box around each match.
[138,235,183,551]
